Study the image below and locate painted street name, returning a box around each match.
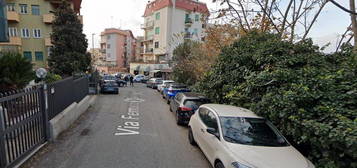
[114,94,144,136]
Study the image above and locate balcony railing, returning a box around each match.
[145,48,153,54]
[185,18,193,25]
[7,11,20,22]
[1,37,22,46]
[45,38,52,46]
[143,35,154,42]
[43,13,54,24]
[141,21,154,29]
[184,32,192,39]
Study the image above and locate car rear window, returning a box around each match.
[172,85,187,89]
[184,99,210,109]
[105,82,118,87]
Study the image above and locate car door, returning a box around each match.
[194,108,210,153]
[195,108,221,162]
[202,110,222,162]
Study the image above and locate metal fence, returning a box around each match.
[47,77,89,120]
[0,76,92,168]
[0,87,48,168]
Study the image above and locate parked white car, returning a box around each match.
[188,104,315,168]
[157,80,175,93]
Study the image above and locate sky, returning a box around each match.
[81,0,351,52]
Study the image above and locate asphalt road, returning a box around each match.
[22,84,212,168]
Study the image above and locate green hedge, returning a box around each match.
[196,32,357,167]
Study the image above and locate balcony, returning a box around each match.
[100,49,106,53]
[45,38,52,46]
[185,18,193,26]
[78,15,83,24]
[43,13,54,24]
[141,21,154,29]
[1,37,22,46]
[7,11,20,22]
[144,48,153,54]
[143,35,154,42]
[184,32,192,39]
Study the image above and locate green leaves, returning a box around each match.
[197,32,357,167]
[0,52,34,92]
[48,1,91,77]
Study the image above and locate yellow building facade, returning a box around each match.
[0,0,82,69]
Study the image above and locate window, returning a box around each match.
[107,35,111,39]
[195,14,199,21]
[155,27,160,35]
[220,117,289,147]
[154,41,159,48]
[155,12,160,20]
[201,37,205,42]
[21,28,30,38]
[35,51,43,61]
[31,5,40,15]
[23,51,32,61]
[193,28,198,35]
[202,24,206,29]
[107,44,111,49]
[19,4,28,14]
[199,108,218,129]
[8,27,17,37]
[7,3,15,12]
[33,29,41,38]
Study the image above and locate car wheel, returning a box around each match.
[167,99,170,104]
[215,161,225,168]
[176,112,182,125]
[188,127,197,146]
[169,106,172,112]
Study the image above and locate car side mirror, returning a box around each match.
[207,128,220,139]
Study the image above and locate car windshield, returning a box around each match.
[184,99,210,109]
[220,117,289,147]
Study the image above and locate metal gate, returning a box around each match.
[0,86,48,168]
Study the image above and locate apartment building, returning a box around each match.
[134,36,144,62]
[0,0,82,69]
[99,28,136,73]
[142,0,209,63]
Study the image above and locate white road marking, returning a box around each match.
[115,93,144,136]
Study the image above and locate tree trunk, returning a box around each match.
[350,0,357,51]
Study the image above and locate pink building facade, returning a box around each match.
[99,28,136,73]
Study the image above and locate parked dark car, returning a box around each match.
[100,81,119,94]
[146,78,163,89]
[163,83,190,104]
[169,92,210,125]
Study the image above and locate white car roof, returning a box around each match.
[163,80,174,83]
[202,104,262,118]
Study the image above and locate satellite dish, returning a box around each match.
[36,68,47,79]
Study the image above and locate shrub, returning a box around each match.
[197,32,357,167]
[0,52,34,92]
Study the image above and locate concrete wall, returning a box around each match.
[49,95,97,141]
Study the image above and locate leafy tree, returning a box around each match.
[197,32,357,167]
[0,52,34,92]
[48,0,91,77]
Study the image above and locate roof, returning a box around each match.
[144,0,209,17]
[203,104,261,118]
[72,0,82,13]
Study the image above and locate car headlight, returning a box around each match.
[232,162,252,168]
